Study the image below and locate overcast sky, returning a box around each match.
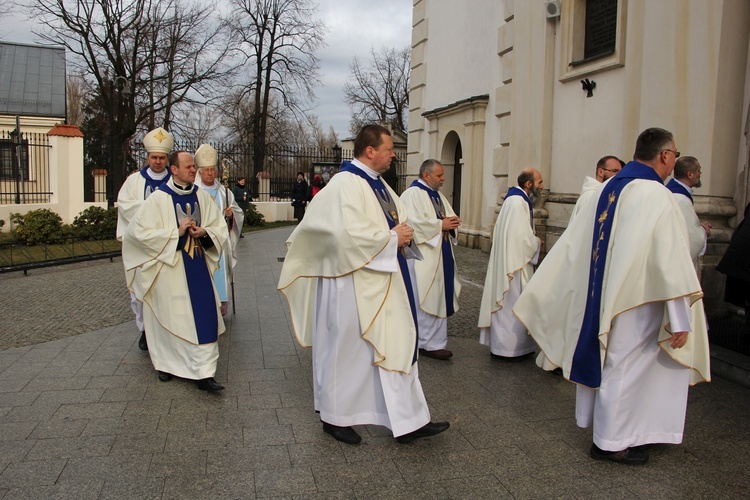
[0,0,412,139]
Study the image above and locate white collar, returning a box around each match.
[351,158,381,180]
[673,177,693,193]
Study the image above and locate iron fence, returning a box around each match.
[0,130,53,204]
[0,236,121,274]
[127,141,407,200]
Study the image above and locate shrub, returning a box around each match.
[244,202,265,227]
[10,209,66,243]
[72,206,118,240]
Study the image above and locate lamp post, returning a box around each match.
[107,75,131,208]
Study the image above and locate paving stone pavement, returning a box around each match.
[0,225,749,498]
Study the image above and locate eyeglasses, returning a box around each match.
[601,168,621,173]
[662,149,681,158]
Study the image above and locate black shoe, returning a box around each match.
[196,377,225,392]
[590,444,649,465]
[396,421,450,444]
[158,371,172,382]
[322,422,362,445]
[138,331,148,351]
[490,352,534,362]
[419,348,453,360]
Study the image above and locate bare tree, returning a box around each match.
[306,115,338,149]
[343,46,410,135]
[171,103,221,144]
[27,0,231,198]
[66,71,88,126]
[224,0,326,176]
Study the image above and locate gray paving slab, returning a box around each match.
[0,225,749,498]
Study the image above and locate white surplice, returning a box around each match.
[116,167,169,332]
[123,179,228,379]
[401,182,461,351]
[478,191,540,357]
[514,171,710,452]
[278,159,431,436]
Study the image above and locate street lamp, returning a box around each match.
[107,75,131,207]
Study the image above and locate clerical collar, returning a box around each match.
[672,177,693,193]
[147,167,169,180]
[351,158,381,180]
[168,177,193,194]
[417,179,436,191]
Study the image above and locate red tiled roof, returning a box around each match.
[47,123,84,138]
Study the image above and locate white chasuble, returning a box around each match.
[478,192,540,356]
[123,184,228,378]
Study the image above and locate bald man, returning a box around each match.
[478,168,543,360]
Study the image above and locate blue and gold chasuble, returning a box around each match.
[139,166,171,199]
[666,178,693,204]
[159,183,219,345]
[340,162,419,363]
[409,180,457,317]
[570,161,664,388]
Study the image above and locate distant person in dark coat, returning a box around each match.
[232,177,253,211]
[232,177,252,238]
[717,202,750,334]
[292,172,309,222]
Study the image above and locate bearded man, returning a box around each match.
[478,168,543,360]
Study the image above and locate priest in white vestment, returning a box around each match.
[400,159,462,361]
[195,144,244,316]
[124,151,228,392]
[478,168,543,360]
[538,156,624,372]
[569,156,623,223]
[666,156,711,270]
[514,128,710,465]
[116,127,174,351]
[278,124,449,445]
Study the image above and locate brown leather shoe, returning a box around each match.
[419,348,453,360]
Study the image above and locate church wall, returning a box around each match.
[409,0,750,301]
[409,0,508,249]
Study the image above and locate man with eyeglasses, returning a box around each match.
[515,127,710,465]
[569,155,625,223]
[667,156,711,269]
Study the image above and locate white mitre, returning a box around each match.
[142,127,174,154]
[195,144,218,168]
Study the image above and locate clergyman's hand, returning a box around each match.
[442,216,461,231]
[188,224,207,239]
[393,222,414,248]
[670,331,688,349]
[178,217,194,237]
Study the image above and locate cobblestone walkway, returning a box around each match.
[0,227,748,498]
